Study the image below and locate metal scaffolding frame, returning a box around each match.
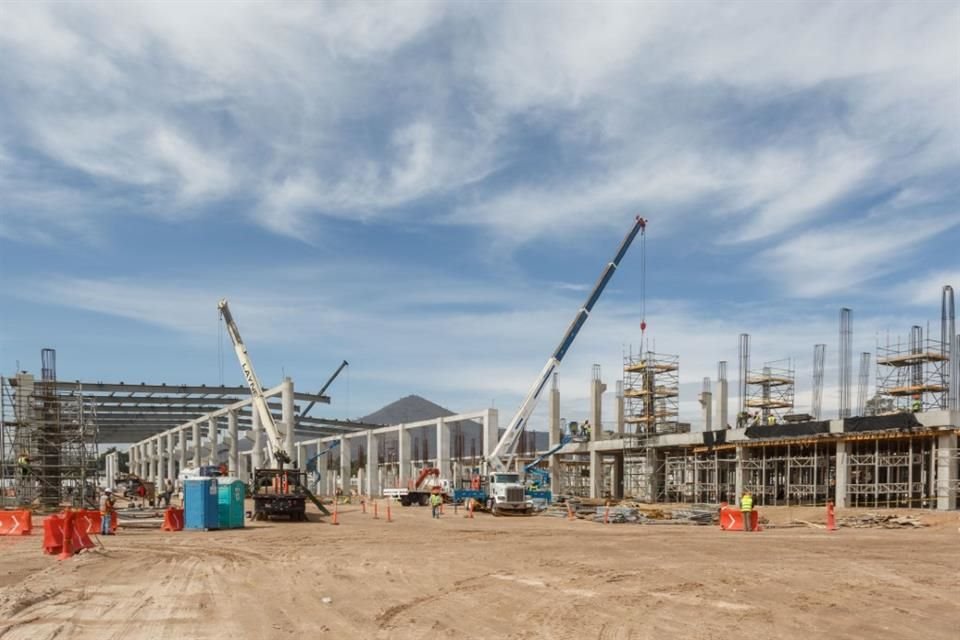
[741,441,835,507]
[846,436,937,508]
[745,359,796,422]
[876,326,949,412]
[623,350,680,435]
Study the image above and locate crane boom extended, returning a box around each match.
[218,298,290,466]
[486,216,646,472]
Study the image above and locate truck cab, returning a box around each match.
[486,472,533,515]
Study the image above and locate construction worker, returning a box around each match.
[16,452,31,476]
[582,420,591,442]
[766,414,776,426]
[736,411,748,429]
[740,490,754,532]
[100,488,116,535]
[429,488,443,519]
[750,412,760,427]
[911,395,922,413]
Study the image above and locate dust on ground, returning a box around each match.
[0,503,957,640]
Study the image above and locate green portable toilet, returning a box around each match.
[217,478,246,529]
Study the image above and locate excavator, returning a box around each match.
[218,299,330,521]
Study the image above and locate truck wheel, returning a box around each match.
[419,494,430,507]
[400,496,410,507]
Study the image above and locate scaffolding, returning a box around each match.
[876,326,949,412]
[662,450,737,504]
[623,350,680,435]
[741,441,835,507]
[846,435,938,508]
[1,351,100,510]
[745,359,796,422]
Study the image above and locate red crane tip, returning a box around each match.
[640,321,647,331]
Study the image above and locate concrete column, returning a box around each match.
[590,367,607,440]
[340,437,351,493]
[166,432,176,481]
[642,448,661,503]
[835,441,849,508]
[178,428,187,477]
[436,418,450,479]
[137,444,146,479]
[398,426,411,487]
[192,421,201,468]
[282,377,295,462]
[483,409,499,459]
[716,378,729,429]
[151,439,160,486]
[208,416,219,465]
[251,406,263,470]
[735,445,747,500]
[228,410,239,475]
[615,380,624,435]
[367,432,380,497]
[589,446,602,499]
[128,447,136,480]
[297,443,307,472]
[700,388,713,431]
[317,443,330,495]
[936,432,958,510]
[549,376,561,491]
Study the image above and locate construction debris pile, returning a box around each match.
[542,500,716,525]
[837,513,928,529]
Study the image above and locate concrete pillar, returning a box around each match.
[700,389,713,431]
[340,436,350,493]
[178,428,187,477]
[228,410,239,475]
[590,366,607,440]
[716,378,729,429]
[151,439,160,486]
[367,432,380,497]
[128,446,136,480]
[642,448,661,503]
[615,380,624,435]
[317,443,330,495]
[251,405,263,470]
[192,421,201,468]
[549,376,561,490]
[166,431,176,481]
[835,441,849,508]
[436,418,450,478]
[398,426,411,487]
[483,409,499,459]
[936,432,958,510]
[297,443,307,472]
[209,416,220,465]
[282,377,295,462]
[137,444,145,479]
[735,445,747,500]
[589,446,602,499]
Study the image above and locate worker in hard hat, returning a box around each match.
[16,452,31,477]
[582,420,592,442]
[911,395,922,413]
[429,487,443,519]
[767,414,776,426]
[100,488,116,535]
[740,490,754,532]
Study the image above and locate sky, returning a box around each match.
[1,1,959,434]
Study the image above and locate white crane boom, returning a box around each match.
[486,216,646,473]
[218,298,290,467]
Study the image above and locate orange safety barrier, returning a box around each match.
[331,501,339,526]
[719,506,761,532]
[42,511,96,559]
[386,501,393,523]
[161,508,184,532]
[826,501,837,532]
[0,510,32,536]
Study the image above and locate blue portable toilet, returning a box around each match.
[184,477,220,530]
[217,478,246,529]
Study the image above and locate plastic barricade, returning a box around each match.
[162,508,184,532]
[0,510,32,536]
[42,511,96,558]
[719,506,760,531]
[73,510,117,535]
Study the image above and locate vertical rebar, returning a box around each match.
[812,344,825,420]
[943,285,956,409]
[739,334,750,414]
[839,309,852,418]
[856,352,871,416]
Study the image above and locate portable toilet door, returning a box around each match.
[184,478,220,530]
[217,478,246,529]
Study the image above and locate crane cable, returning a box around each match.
[639,222,647,350]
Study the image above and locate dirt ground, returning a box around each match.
[0,503,957,640]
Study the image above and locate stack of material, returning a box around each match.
[838,513,928,529]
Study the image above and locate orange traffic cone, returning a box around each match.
[331,502,339,526]
[826,501,837,532]
[373,502,379,520]
[386,501,393,523]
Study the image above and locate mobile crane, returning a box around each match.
[457,216,647,515]
[218,298,330,520]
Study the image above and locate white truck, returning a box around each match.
[384,468,453,506]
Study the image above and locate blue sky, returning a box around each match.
[1,2,958,430]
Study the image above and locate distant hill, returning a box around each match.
[360,394,455,425]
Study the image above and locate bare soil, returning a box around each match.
[0,503,957,639]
